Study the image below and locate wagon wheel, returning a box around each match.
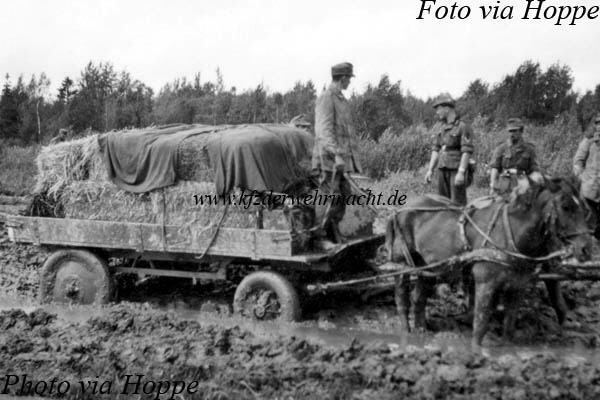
[39,249,113,305]
[233,271,301,322]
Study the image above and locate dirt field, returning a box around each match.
[2,219,600,399]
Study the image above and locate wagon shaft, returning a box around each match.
[306,248,515,293]
[542,260,600,281]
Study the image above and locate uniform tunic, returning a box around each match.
[315,84,362,173]
[431,116,474,205]
[490,139,539,194]
[574,138,600,202]
[314,83,361,238]
[490,139,539,174]
[573,137,600,238]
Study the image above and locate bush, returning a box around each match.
[471,113,582,184]
[370,166,488,207]
[363,113,584,188]
[358,124,431,179]
[0,141,39,196]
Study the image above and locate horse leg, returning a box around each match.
[467,271,475,310]
[472,263,503,350]
[394,274,411,333]
[544,279,568,326]
[502,287,520,341]
[460,266,475,315]
[413,277,434,332]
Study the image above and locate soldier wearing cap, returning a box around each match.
[50,128,71,144]
[573,113,600,238]
[489,117,540,196]
[289,114,321,175]
[289,114,312,131]
[313,62,361,248]
[425,93,474,205]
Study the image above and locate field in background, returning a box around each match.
[0,142,39,196]
[0,116,583,199]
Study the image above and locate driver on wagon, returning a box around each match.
[489,117,541,196]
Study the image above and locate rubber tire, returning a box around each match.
[39,249,112,305]
[233,271,301,322]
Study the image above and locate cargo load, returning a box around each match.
[29,123,374,244]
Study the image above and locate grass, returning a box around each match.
[0,142,39,196]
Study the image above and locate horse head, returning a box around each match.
[509,175,593,261]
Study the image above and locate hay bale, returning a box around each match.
[176,134,215,182]
[26,192,65,218]
[34,130,218,200]
[33,126,313,201]
[62,180,264,228]
[34,135,106,198]
[30,127,319,240]
[62,180,156,223]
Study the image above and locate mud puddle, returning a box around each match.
[2,293,599,368]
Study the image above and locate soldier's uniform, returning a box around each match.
[490,140,539,192]
[490,118,539,195]
[289,114,320,175]
[574,114,600,238]
[314,62,361,244]
[431,110,474,206]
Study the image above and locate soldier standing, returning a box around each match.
[425,94,474,205]
[573,114,600,238]
[489,118,540,196]
[289,114,320,175]
[314,62,362,249]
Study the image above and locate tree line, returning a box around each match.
[1,60,599,146]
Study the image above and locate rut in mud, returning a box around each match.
[2,305,600,400]
[3,223,600,398]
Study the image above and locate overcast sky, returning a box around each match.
[1,0,599,99]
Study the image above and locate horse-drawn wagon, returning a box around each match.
[3,122,385,322]
[5,212,384,321]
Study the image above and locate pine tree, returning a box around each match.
[0,75,21,142]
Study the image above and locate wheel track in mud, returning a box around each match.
[2,304,600,399]
[3,230,600,398]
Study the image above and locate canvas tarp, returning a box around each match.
[207,124,313,195]
[99,123,314,195]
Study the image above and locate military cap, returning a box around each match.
[594,113,600,124]
[290,114,311,127]
[331,62,355,78]
[507,117,524,131]
[432,93,455,108]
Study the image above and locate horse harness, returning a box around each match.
[390,193,590,272]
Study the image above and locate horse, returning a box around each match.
[385,176,594,349]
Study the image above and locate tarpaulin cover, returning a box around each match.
[98,124,219,193]
[99,123,314,195]
[207,124,313,195]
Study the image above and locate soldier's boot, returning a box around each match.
[313,221,338,251]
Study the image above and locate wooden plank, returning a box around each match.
[7,216,295,257]
[8,216,384,260]
[164,225,261,257]
[37,217,143,249]
[255,230,293,258]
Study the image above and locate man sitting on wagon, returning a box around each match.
[489,117,541,196]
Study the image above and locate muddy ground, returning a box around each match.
[2,221,600,399]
